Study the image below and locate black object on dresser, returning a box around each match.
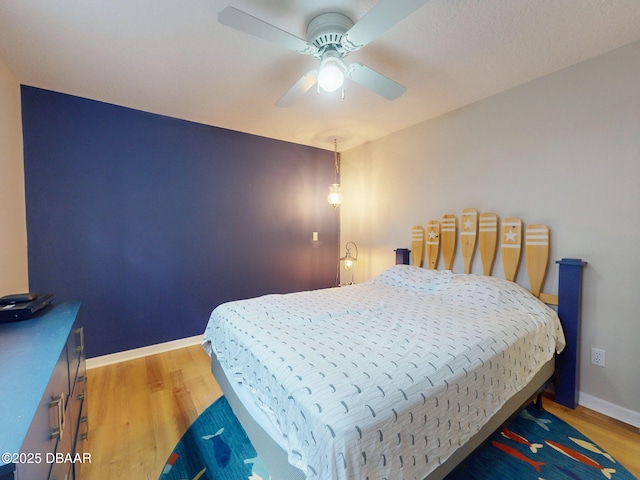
[0,293,54,322]
[0,301,87,480]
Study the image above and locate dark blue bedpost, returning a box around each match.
[395,248,411,265]
[555,258,587,409]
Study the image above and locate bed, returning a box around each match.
[202,210,584,479]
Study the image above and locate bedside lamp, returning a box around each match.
[340,241,358,284]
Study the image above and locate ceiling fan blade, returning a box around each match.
[342,0,429,50]
[218,6,316,55]
[275,71,318,107]
[345,63,406,100]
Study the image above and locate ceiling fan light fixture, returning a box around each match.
[318,52,345,92]
[317,57,344,92]
[218,2,423,106]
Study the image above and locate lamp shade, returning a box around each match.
[327,183,343,208]
[318,61,344,92]
[340,241,359,284]
[341,253,357,270]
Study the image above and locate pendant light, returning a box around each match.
[327,139,343,208]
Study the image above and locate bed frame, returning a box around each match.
[209,209,586,480]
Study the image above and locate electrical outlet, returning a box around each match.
[591,348,606,367]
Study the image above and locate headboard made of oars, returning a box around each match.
[411,209,558,305]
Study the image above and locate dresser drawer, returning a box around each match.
[67,326,85,393]
[0,302,85,480]
[16,345,70,480]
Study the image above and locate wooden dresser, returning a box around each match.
[0,301,87,480]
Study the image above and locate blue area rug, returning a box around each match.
[159,396,268,480]
[448,405,636,479]
[159,396,635,480]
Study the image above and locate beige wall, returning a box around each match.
[0,56,28,295]
[341,41,640,422]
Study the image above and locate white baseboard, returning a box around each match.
[579,391,640,430]
[86,334,204,370]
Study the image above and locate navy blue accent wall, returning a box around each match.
[21,86,339,358]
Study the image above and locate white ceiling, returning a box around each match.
[1,0,640,151]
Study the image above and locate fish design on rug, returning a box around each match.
[570,437,616,463]
[191,468,207,480]
[202,428,231,468]
[501,427,543,453]
[519,409,552,431]
[545,440,617,479]
[491,441,545,473]
[244,456,270,480]
[162,452,179,474]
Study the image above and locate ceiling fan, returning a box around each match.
[218,0,429,107]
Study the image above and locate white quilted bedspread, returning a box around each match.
[203,265,565,480]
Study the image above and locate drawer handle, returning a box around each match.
[75,326,85,354]
[80,415,89,440]
[49,393,65,439]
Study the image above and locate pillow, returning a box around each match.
[367,265,453,292]
[440,273,551,313]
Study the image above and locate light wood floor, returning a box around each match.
[81,345,222,480]
[81,344,640,479]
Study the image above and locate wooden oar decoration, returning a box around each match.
[526,224,550,298]
[479,212,498,276]
[461,208,478,274]
[441,214,457,270]
[408,212,556,305]
[426,221,440,269]
[411,225,425,267]
[501,217,522,282]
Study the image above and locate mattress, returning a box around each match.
[202,265,565,480]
